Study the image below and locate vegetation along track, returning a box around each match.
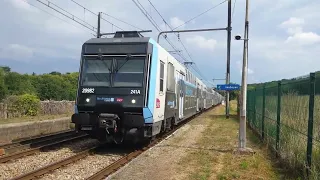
[0,130,89,163]
[87,104,221,180]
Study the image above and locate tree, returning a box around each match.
[49,71,62,75]
[5,72,36,95]
[0,69,7,100]
[0,66,11,73]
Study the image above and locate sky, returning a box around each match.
[0,0,320,86]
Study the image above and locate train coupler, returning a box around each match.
[99,113,120,134]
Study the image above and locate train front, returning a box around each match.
[72,32,152,144]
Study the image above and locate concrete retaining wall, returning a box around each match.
[0,117,73,143]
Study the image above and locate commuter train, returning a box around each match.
[71,31,224,144]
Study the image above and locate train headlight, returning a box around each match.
[131,99,136,104]
[86,98,90,103]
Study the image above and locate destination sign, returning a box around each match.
[216,84,240,91]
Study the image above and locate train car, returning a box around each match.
[71,31,224,144]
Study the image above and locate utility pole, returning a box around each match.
[226,0,232,119]
[238,0,252,152]
[97,12,101,38]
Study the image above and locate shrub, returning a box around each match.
[5,94,40,117]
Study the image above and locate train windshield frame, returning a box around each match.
[81,56,145,87]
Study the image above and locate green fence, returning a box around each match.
[247,72,320,179]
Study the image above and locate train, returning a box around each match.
[71,31,224,144]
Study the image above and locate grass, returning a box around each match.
[0,113,73,125]
[178,100,287,180]
[247,91,320,180]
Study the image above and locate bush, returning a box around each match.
[5,94,40,117]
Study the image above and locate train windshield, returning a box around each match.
[81,56,145,87]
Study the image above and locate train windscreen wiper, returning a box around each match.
[113,54,131,74]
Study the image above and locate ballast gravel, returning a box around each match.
[39,153,122,180]
[108,113,211,180]
[0,138,100,180]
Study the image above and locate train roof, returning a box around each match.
[84,37,152,44]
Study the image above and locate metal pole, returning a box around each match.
[157,27,227,43]
[239,0,249,149]
[97,12,101,38]
[226,0,232,119]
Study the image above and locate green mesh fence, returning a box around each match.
[247,73,320,179]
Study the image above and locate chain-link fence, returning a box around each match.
[247,72,320,179]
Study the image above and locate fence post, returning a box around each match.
[276,81,281,153]
[262,84,266,140]
[246,91,250,127]
[306,72,315,176]
[253,88,256,128]
[237,94,240,119]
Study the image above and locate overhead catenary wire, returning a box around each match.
[134,0,188,65]
[131,0,182,58]
[34,0,97,33]
[21,0,95,36]
[101,12,144,31]
[146,0,193,58]
[68,0,124,31]
[145,0,209,82]
[172,0,228,30]
[232,0,237,22]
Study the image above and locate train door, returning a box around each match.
[178,72,185,119]
[196,83,200,111]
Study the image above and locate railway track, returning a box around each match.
[86,105,218,180]
[0,130,78,155]
[6,105,219,180]
[0,130,89,163]
[9,145,99,180]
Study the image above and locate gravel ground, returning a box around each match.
[108,112,212,180]
[0,138,99,180]
[39,153,123,180]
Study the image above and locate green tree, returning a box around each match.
[0,68,7,100]
[49,71,62,75]
[5,72,36,95]
[0,66,11,73]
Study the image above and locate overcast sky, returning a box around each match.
[0,0,320,85]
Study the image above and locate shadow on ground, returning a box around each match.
[155,144,234,153]
[208,114,239,119]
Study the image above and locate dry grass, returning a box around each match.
[0,113,72,125]
[250,92,320,179]
[177,101,287,180]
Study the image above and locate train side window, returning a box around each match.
[160,61,164,92]
[167,62,175,92]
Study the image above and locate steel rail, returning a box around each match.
[0,133,89,163]
[10,146,98,180]
[0,129,75,150]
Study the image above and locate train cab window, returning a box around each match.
[160,61,164,92]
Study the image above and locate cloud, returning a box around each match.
[285,32,320,45]
[280,17,304,27]
[1,0,320,84]
[186,35,217,51]
[170,17,185,29]
[279,17,320,46]
[10,0,37,12]
[0,44,34,61]
[236,60,254,75]
[44,17,90,36]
